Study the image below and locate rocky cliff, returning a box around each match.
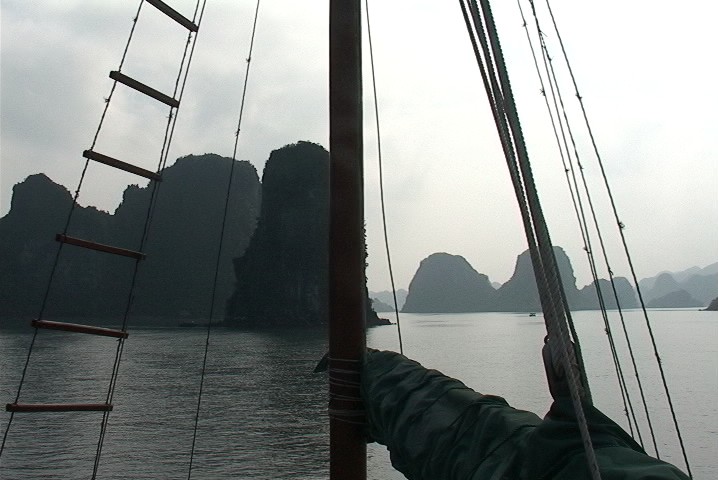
[640,265,718,306]
[646,290,704,308]
[579,277,638,310]
[401,247,640,313]
[225,141,383,327]
[116,154,261,318]
[0,174,116,318]
[0,154,260,322]
[494,247,584,312]
[402,253,495,313]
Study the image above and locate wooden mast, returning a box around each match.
[328,1,367,479]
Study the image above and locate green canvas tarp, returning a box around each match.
[362,350,689,479]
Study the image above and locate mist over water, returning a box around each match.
[1,310,715,479]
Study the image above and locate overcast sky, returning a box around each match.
[1,0,716,292]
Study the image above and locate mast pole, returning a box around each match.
[328,1,367,480]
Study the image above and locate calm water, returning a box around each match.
[0,310,715,479]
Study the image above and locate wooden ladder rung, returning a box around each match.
[109,71,180,108]
[32,320,128,339]
[56,234,146,260]
[6,403,113,413]
[83,150,162,182]
[146,0,199,32]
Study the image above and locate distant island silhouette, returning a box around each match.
[646,290,703,309]
[0,154,259,324]
[1,142,715,324]
[0,142,385,328]
[639,267,718,307]
[402,253,495,313]
[401,250,716,313]
[370,289,408,312]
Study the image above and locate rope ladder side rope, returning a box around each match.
[93,2,209,476]
[1,3,210,480]
[0,0,149,459]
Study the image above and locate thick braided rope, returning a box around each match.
[461,1,602,478]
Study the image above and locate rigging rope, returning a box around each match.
[186,1,262,477]
[0,0,209,474]
[530,0,692,475]
[0,0,147,460]
[92,1,209,477]
[538,23,653,449]
[460,1,602,478]
[364,0,403,355]
[515,0,642,443]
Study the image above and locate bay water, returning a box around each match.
[0,309,715,478]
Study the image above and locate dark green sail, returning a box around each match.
[361,350,689,479]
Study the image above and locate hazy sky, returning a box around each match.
[1,1,716,292]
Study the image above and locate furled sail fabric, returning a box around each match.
[361,350,689,479]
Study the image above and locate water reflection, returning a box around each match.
[1,312,716,479]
